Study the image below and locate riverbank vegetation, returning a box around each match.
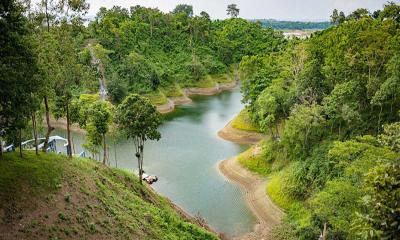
[0,0,286,238]
[237,3,400,239]
[230,109,260,132]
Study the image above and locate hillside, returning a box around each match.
[238,4,400,239]
[0,152,217,240]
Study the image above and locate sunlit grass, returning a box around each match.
[266,172,297,210]
[231,109,261,132]
[161,84,185,98]
[238,146,270,176]
[144,90,168,105]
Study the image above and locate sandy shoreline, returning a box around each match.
[218,127,284,239]
[219,155,284,240]
[218,121,265,145]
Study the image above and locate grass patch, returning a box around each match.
[180,73,235,88]
[186,76,216,88]
[0,151,217,239]
[161,84,185,98]
[238,146,270,176]
[209,74,233,84]
[266,172,297,210]
[0,152,64,204]
[231,109,261,132]
[144,90,168,105]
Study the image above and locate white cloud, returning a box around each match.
[34,0,399,21]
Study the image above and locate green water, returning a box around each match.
[54,87,257,237]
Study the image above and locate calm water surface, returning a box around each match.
[54,87,256,236]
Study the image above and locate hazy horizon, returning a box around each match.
[81,0,398,21]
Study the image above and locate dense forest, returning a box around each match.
[0,0,285,160]
[253,19,331,30]
[240,2,400,239]
[1,0,400,239]
[88,5,285,104]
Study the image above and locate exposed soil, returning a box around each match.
[218,121,265,144]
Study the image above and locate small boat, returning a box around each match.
[142,173,158,184]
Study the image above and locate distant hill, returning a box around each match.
[252,19,331,30]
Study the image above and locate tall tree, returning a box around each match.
[33,0,89,152]
[330,9,339,25]
[74,98,113,164]
[0,0,40,157]
[172,4,193,17]
[226,4,239,18]
[115,94,161,184]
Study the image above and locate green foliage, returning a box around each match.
[378,120,400,153]
[238,146,270,176]
[88,6,284,97]
[281,143,333,200]
[115,94,161,141]
[255,89,277,134]
[278,137,400,239]
[308,180,363,239]
[354,158,400,239]
[0,0,40,135]
[172,4,193,17]
[282,104,326,160]
[214,18,285,65]
[118,51,160,93]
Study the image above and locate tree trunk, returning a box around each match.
[114,140,117,168]
[377,104,383,133]
[102,133,107,165]
[0,136,3,158]
[319,223,328,240]
[137,152,142,184]
[19,129,23,158]
[66,102,72,158]
[31,113,38,155]
[275,124,280,138]
[140,141,144,183]
[269,127,274,140]
[43,96,54,152]
[45,0,50,32]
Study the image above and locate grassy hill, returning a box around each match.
[0,152,217,240]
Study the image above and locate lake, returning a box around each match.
[54,87,256,237]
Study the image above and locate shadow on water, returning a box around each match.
[53,88,256,237]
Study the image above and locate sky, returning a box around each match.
[84,0,399,21]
